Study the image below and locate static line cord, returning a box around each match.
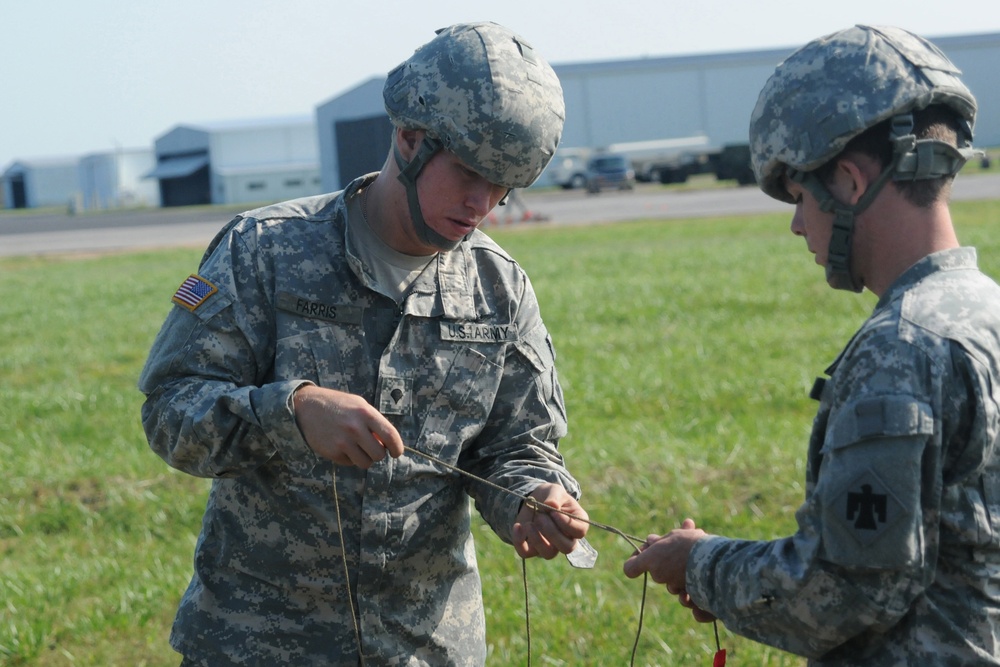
[402,445,647,546]
[400,444,650,666]
[523,558,531,663]
[331,466,366,667]
[334,445,722,666]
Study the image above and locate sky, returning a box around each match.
[2,0,999,170]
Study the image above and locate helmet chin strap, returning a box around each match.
[393,134,463,252]
[791,161,897,293]
[790,113,977,293]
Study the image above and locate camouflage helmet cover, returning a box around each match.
[750,25,978,202]
[383,21,565,189]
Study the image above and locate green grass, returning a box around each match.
[2,199,999,666]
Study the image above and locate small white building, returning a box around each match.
[146,116,321,207]
[78,148,160,211]
[1,157,79,209]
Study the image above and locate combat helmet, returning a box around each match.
[383,22,565,250]
[749,25,979,291]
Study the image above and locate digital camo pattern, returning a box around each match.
[138,175,580,666]
[686,248,1000,665]
[750,24,978,202]
[383,22,565,189]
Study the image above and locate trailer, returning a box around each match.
[604,135,713,183]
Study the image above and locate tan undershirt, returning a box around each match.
[348,190,435,302]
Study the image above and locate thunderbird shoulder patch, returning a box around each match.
[172,274,218,311]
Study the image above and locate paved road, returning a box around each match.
[2,173,997,257]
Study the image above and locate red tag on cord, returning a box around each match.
[713,649,727,666]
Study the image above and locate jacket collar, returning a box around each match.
[340,174,493,322]
[875,247,978,311]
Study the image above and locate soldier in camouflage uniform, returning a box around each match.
[139,22,589,667]
[624,25,1000,665]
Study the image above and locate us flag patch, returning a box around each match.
[172,274,218,311]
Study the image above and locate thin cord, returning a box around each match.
[632,574,648,665]
[403,445,646,544]
[331,466,366,666]
[402,444,651,666]
[332,446,710,665]
[523,558,531,667]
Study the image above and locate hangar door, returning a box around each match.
[335,115,394,188]
[147,153,211,207]
[9,174,27,208]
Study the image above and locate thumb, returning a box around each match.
[622,551,644,579]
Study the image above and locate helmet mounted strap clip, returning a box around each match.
[395,134,444,187]
[891,111,985,181]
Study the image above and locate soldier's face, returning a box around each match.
[785,176,833,270]
[414,149,507,249]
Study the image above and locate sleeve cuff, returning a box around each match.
[686,534,729,611]
[252,379,319,472]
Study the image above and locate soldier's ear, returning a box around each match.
[829,156,872,207]
[397,128,423,159]
[839,152,888,207]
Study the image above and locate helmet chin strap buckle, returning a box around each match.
[395,135,443,187]
[825,208,863,293]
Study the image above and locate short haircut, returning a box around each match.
[816,105,961,208]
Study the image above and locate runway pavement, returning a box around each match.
[1,172,997,257]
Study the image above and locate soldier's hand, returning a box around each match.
[293,385,404,468]
[623,518,707,599]
[512,484,589,559]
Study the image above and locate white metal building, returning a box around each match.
[315,31,1000,190]
[146,116,321,207]
[1,157,79,209]
[78,148,161,211]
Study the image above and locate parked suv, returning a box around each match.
[585,153,635,193]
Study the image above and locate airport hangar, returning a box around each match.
[1,150,161,212]
[4,30,996,210]
[315,30,1000,193]
[144,115,321,208]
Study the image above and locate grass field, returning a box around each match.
[3,198,1000,666]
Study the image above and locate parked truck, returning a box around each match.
[541,137,756,189]
[709,143,756,185]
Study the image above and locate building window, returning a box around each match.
[284,179,302,187]
[247,182,266,191]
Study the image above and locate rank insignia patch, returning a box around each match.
[172,274,218,311]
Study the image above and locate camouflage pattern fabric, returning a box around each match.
[138,174,581,666]
[749,24,977,203]
[686,247,1000,665]
[383,22,565,189]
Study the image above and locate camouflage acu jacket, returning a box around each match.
[138,176,580,666]
[687,247,1000,665]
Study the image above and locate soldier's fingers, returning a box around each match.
[356,431,389,463]
[370,423,405,458]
